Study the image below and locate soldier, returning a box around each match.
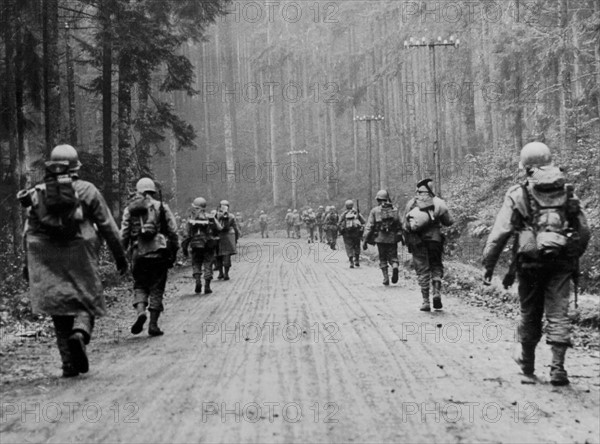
[121,177,179,336]
[215,200,241,280]
[19,145,128,377]
[285,209,294,238]
[402,179,453,310]
[182,197,222,294]
[259,210,269,238]
[236,211,244,236]
[292,209,302,239]
[363,190,402,285]
[323,205,339,250]
[483,142,590,385]
[315,205,325,242]
[303,208,317,243]
[339,199,366,268]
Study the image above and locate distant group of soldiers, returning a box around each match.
[18,142,591,387]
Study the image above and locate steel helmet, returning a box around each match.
[293,209,298,213]
[136,177,156,194]
[49,144,82,171]
[375,190,390,201]
[318,205,324,209]
[192,197,207,208]
[308,208,313,212]
[520,142,552,170]
[220,200,230,206]
[345,199,354,209]
[287,209,292,212]
[260,210,264,214]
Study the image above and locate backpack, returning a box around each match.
[378,204,397,233]
[326,212,338,226]
[518,166,579,259]
[406,197,435,233]
[344,209,363,233]
[127,195,160,241]
[32,162,84,239]
[188,208,210,237]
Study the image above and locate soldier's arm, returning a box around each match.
[120,206,132,250]
[439,201,454,227]
[482,192,518,272]
[163,204,180,250]
[575,210,591,257]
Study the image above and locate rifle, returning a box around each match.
[573,258,579,309]
[158,188,177,266]
[502,234,519,289]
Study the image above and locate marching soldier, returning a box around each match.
[215,200,241,280]
[402,179,453,310]
[323,205,339,250]
[315,205,325,242]
[292,209,302,239]
[121,177,179,336]
[182,197,222,294]
[303,208,317,243]
[339,199,366,268]
[235,211,244,236]
[285,209,294,238]
[19,145,127,377]
[363,190,402,285]
[483,142,590,385]
[259,210,269,238]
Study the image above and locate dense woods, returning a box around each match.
[1,0,599,296]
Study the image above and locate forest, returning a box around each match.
[1,0,599,300]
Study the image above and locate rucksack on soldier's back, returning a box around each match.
[344,209,363,233]
[518,165,580,259]
[379,203,396,233]
[127,194,160,241]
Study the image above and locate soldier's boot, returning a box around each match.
[148,310,164,337]
[391,265,399,284]
[549,344,569,386]
[420,288,431,312]
[349,257,354,269]
[204,279,212,294]
[513,342,536,376]
[432,280,443,310]
[130,303,148,335]
[223,266,230,281]
[193,273,202,294]
[217,266,224,280]
[354,255,360,267]
[67,331,89,374]
[56,332,78,378]
[381,268,390,286]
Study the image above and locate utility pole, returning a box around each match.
[354,115,384,205]
[404,36,459,196]
[286,149,308,210]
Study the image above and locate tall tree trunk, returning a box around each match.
[42,0,60,155]
[267,21,279,205]
[596,0,600,119]
[65,24,78,146]
[558,0,575,157]
[117,53,133,211]
[288,58,298,209]
[101,1,114,210]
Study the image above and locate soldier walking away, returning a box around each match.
[215,200,241,280]
[19,145,128,377]
[323,205,340,250]
[121,177,179,337]
[182,197,222,294]
[363,190,402,285]
[402,179,453,310]
[339,199,366,268]
[285,209,294,238]
[303,208,317,243]
[482,142,590,386]
[315,205,325,242]
[259,210,269,238]
[292,209,302,239]
[235,211,244,236]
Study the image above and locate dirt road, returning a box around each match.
[1,236,599,443]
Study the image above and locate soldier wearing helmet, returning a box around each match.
[121,177,179,337]
[339,199,366,268]
[315,205,326,242]
[483,142,590,386]
[323,205,339,249]
[20,145,127,377]
[363,190,402,285]
[402,179,454,311]
[214,200,241,280]
[285,209,294,238]
[258,209,269,238]
[302,208,318,243]
[292,209,302,239]
[182,197,222,294]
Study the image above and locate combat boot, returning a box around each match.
[513,342,536,376]
[204,279,212,294]
[432,280,443,309]
[349,258,354,269]
[130,303,148,335]
[193,273,202,294]
[56,332,78,378]
[381,268,390,286]
[550,344,569,386]
[67,331,89,374]
[148,310,164,336]
[217,266,224,280]
[391,265,399,284]
[354,255,360,267]
[420,288,431,312]
[223,266,230,281]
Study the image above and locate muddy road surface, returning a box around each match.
[1,236,599,443]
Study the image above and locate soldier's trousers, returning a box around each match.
[260,223,268,238]
[377,243,399,269]
[343,235,361,259]
[517,265,572,346]
[191,247,214,280]
[294,225,301,238]
[410,240,443,289]
[325,228,338,246]
[317,225,324,241]
[52,312,94,370]
[132,257,169,312]
[307,226,315,241]
[286,223,294,237]
[215,254,232,269]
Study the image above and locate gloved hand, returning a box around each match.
[483,268,493,286]
[502,272,516,289]
[116,258,129,277]
[362,241,368,251]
